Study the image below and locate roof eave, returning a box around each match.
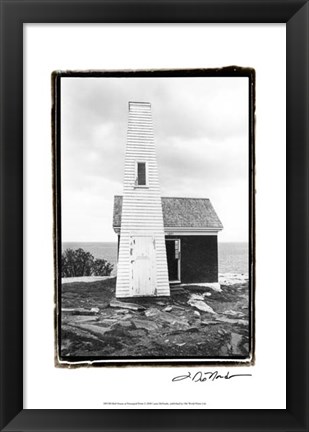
[113,226,223,235]
[164,227,223,235]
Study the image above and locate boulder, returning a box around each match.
[110,300,146,311]
[118,321,132,328]
[62,307,100,316]
[132,319,159,332]
[214,316,249,326]
[230,332,243,354]
[145,308,160,317]
[184,326,200,333]
[220,346,229,355]
[61,324,100,341]
[190,294,205,301]
[75,323,112,337]
[223,309,245,318]
[188,298,216,314]
[69,315,99,323]
[200,320,219,325]
[128,329,146,337]
[145,308,189,329]
[242,343,249,353]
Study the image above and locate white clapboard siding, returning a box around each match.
[115,102,170,298]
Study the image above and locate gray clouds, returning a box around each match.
[61,76,249,241]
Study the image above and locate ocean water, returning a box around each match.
[218,242,248,274]
[62,241,248,276]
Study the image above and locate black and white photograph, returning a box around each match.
[54,69,254,364]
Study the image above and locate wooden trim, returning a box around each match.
[166,238,181,283]
[114,227,220,235]
[134,160,149,187]
[164,230,219,236]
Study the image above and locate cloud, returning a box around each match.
[153,77,248,142]
[60,76,249,241]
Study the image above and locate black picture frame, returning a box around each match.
[0,1,308,431]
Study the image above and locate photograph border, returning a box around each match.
[0,0,308,430]
[53,67,255,367]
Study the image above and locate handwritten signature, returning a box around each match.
[172,371,252,382]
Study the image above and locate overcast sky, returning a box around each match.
[61,76,249,242]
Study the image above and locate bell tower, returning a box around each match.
[115,102,170,298]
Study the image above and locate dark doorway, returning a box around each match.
[166,239,181,282]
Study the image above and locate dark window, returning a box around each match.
[137,162,146,186]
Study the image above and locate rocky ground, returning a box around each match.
[60,276,250,359]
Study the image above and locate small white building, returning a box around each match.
[114,101,223,299]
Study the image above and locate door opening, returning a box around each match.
[166,239,181,283]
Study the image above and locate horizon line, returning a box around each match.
[62,240,249,244]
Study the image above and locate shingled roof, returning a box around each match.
[113,196,223,231]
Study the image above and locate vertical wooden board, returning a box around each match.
[129,236,134,296]
[130,236,156,296]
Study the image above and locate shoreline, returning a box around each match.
[62,273,249,285]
